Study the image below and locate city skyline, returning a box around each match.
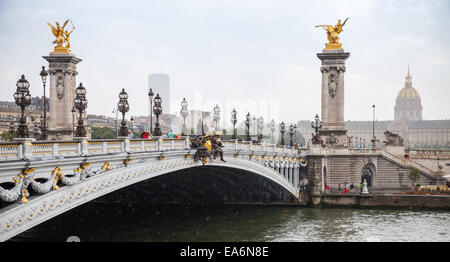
[0,0,449,123]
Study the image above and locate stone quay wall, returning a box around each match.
[320,194,450,208]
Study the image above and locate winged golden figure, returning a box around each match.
[315,18,349,50]
[47,20,72,53]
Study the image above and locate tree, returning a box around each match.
[91,127,115,139]
[0,131,16,142]
[408,169,420,191]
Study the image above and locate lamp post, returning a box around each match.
[289,124,294,146]
[280,121,286,145]
[117,88,130,137]
[71,107,76,138]
[148,88,154,134]
[180,98,188,136]
[437,152,441,194]
[73,83,88,137]
[270,119,275,144]
[213,104,221,132]
[39,66,48,140]
[13,75,32,138]
[311,114,322,135]
[257,116,264,143]
[130,116,134,131]
[245,112,251,141]
[231,109,237,139]
[33,121,40,140]
[112,108,119,137]
[371,104,377,148]
[294,124,297,145]
[153,93,162,136]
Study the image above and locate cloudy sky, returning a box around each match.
[0,0,449,127]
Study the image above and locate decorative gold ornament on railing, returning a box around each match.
[51,167,62,190]
[21,168,34,203]
[315,18,349,50]
[47,19,75,53]
[123,158,133,166]
[101,162,110,172]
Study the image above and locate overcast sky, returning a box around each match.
[0,0,449,126]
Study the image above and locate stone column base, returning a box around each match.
[318,128,348,148]
[47,129,74,141]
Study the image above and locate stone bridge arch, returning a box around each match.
[0,156,298,241]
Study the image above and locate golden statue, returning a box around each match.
[47,19,75,53]
[315,18,349,50]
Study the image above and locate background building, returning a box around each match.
[296,67,449,149]
[148,74,170,114]
[394,66,423,121]
[0,96,49,134]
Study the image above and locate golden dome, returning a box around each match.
[397,87,420,98]
[397,65,420,99]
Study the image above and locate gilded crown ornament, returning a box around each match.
[315,18,349,50]
[47,19,75,53]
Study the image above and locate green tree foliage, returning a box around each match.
[408,169,420,190]
[0,131,16,142]
[91,127,116,139]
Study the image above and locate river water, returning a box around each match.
[11,203,450,242]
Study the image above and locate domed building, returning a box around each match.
[394,66,422,121]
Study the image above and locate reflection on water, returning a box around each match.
[11,203,450,242]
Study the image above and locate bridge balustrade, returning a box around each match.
[0,142,21,160]
[31,142,53,156]
[221,140,235,151]
[0,137,302,161]
[405,149,450,159]
[87,141,104,154]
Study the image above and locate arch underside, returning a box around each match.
[97,165,297,204]
[0,157,298,241]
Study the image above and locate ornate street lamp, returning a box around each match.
[71,107,76,138]
[153,93,162,136]
[231,109,237,139]
[148,88,154,133]
[180,98,188,136]
[13,75,32,138]
[280,121,286,145]
[73,82,88,137]
[294,124,298,146]
[311,114,322,135]
[289,124,294,146]
[33,121,40,140]
[245,112,251,141]
[371,104,378,148]
[257,116,264,143]
[213,104,221,132]
[39,66,48,140]
[130,116,134,131]
[117,88,130,137]
[269,119,275,144]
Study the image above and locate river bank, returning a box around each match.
[318,193,450,209]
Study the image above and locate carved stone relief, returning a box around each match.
[56,75,65,99]
[328,69,339,98]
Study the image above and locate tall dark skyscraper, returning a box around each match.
[148,73,170,114]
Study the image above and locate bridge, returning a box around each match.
[0,137,307,241]
[0,136,445,241]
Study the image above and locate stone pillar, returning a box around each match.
[317,50,350,148]
[43,53,82,140]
